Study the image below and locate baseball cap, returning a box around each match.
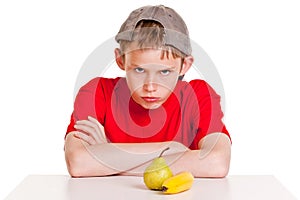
[115,5,192,55]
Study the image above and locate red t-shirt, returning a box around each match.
[66,77,230,150]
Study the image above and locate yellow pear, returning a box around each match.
[143,147,173,190]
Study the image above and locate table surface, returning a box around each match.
[5,175,296,200]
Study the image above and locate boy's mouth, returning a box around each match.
[142,97,160,102]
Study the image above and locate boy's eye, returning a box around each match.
[160,70,171,76]
[134,67,144,73]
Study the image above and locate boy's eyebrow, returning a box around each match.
[130,62,177,69]
[128,63,140,68]
[164,66,176,69]
[132,63,142,67]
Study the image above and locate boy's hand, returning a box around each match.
[73,116,108,145]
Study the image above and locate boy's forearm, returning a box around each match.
[123,148,230,178]
[65,132,120,177]
[65,132,231,178]
[168,148,230,178]
[188,133,231,178]
[85,141,187,174]
[123,133,231,178]
[65,132,188,177]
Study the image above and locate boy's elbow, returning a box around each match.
[197,150,230,178]
[193,153,230,178]
[67,166,81,178]
[64,132,92,177]
[211,152,231,178]
[65,143,91,178]
[66,160,83,178]
[213,161,230,178]
[65,150,84,178]
[64,141,117,177]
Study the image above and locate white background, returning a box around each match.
[1,0,299,199]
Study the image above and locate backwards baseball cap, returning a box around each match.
[115,5,192,55]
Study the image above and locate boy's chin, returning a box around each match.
[141,103,162,110]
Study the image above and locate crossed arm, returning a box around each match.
[64,117,231,178]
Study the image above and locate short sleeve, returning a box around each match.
[189,80,230,148]
[65,77,106,136]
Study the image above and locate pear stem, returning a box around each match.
[159,147,170,157]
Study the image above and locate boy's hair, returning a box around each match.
[115,5,192,58]
[119,20,186,59]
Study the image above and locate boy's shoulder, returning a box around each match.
[82,77,125,88]
[178,79,209,89]
[77,77,127,96]
[177,79,219,97]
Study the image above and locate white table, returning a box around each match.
[5,175,296,200]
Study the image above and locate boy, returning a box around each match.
[64,5,231,177]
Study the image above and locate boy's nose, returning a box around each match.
[143,82,157,92]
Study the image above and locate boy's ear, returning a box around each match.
[114,48,125,70]
[180,56,194,76]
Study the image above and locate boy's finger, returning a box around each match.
[74,131,96,145]
[76,119,103,143]
[88,116,107,142]
[74,123,102,144]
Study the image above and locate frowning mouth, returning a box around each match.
[142,97,160,102]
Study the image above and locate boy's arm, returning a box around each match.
[170,132,231,178]
[65,130,231,177]
[121,132,231,177]
[64,132,188,177]
[65,131,119,177]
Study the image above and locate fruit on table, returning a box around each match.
[161,171,194,194]
[143,147,173,190]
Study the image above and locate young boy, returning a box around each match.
[64,5,231,177]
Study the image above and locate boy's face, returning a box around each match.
[123,49,183,109]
